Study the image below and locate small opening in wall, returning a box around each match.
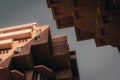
[34,36,41,41]
[6,50,8,53]
[14,47,22,54]
[2,51,5,54]
[25,39,28,42]
[22,40,24,43]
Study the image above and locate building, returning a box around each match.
[46,0,98,41]
[46,0,120,50]
[0,23,80,80]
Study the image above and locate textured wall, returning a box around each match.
[0,0,120,80]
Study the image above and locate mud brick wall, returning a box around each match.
[46,0,120,49]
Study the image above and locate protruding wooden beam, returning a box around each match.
[10,70,24,80]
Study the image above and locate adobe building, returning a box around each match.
[46,0,120,50]
[46,0,98,41]
[95,0,120,47]
[0,23,80,80]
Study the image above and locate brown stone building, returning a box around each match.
[46,0,120,50]
[0,23,80,80]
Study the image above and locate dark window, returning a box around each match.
[14,47,22,54]
[34,36,41,41]
[103,14,112,23]
[50,0,60,4]
[101,29,108,35]
[73,0,81,7]
[100,39,107,44]
[105,0,120,11]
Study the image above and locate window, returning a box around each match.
[105,0,120,11]
[14,47,22,54]
[73,0,81,7]
[103,14,112,23]
[50,0,60,4]
[101,29,108,35]
[34,36,41,41]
